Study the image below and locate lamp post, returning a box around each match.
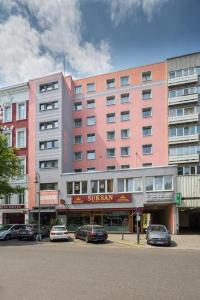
[34,173,41,241]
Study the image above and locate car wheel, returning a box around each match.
[5,234,11,241]
[85,235,89,243]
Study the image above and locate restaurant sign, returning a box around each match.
[0,205,25,209]
[72,193,132,204]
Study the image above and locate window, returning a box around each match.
[3,106,12,122]
[155,176,163,190]
[99,180,105,193]
[87,99,95,109]
[145,176,173,191]
[143,163,152,167]
[120,76,129,86]
[16,129,26,148]
[18,157,26,176]
[121,93,129,103]
[121,165,130,169]
[39,81,58,92]
[107,148,115,157]
[40,101,58,111]
[168,67,200,79]
[74,102,82,111]
[145,177,153,191]
[67,182,73,194]
[107,131,115,140]
[121,129,130,139]
[91,179,113,193]
[74,182,81,194]
[107,166,115,170]
[40,120,58,130]
[39,140,58,150]
[121,111,130,121]
[169,145,200,156]
[4,132,12,147]
[106,96,115,106]
[121,147,130,156]
[91,180,98,193]
[87,150,95,160]
[87,116,95,126]
[87,133,96,143]
[87,167,96,172]
[67,181,87,194]
[169,107,195,117]
[74,152,82,160]
[142,89,152,100]
[74,169,82,173]
[143,144,152,155]
[40,183,58,190]
[87,83,95,92]
[178,165,200,176]
[18,192,25,204]
[17,103,26,120]
[169,86,197,98]
[142,71,152,81]
[39,160,58,169]
[142,107,152,118]
[106,79,115,89]
[117,178,142,192]
[74,135,82,144]
[106,113,115,123]
[74,85,82,94]
[143,126,152,136]
[164,176,173,190]
[74,118,82,128]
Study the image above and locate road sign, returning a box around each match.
[176,193,182,205]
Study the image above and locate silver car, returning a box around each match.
[0,224,24,240]
[146,224,171,246]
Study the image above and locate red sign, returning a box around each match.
[72,193,132,204]
[0,205,25,209]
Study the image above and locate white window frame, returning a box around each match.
[16,128,26,148]
[87,150,96,160]
[4,131,12,147]
[87,116,96,126]
[3,105,12,123]
[121,146,130,156]
[16,102,26,120]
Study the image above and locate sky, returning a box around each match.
[0,0,199,87]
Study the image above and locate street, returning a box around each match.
[0,238,200,300]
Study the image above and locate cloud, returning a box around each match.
[0,0,112,86]
[110,0,169,26]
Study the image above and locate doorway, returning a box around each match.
[93,213,103,225]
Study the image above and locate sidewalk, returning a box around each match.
[108,233,200,250]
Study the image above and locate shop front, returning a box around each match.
[0,205,26,224]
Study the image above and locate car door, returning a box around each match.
[11,225,20,238]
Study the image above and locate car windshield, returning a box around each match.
[53,227,66,231]
[0,225,12,231]
[93,227,105,232]
[149,226,167,232]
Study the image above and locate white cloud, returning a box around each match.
[110,0,169,26]
[0,0,112,86]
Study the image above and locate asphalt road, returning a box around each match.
[0,239,200,300]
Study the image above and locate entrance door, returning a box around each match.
[93,214,103,225]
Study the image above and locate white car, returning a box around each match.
[50,225,69,241]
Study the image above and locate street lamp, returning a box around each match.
[34,173,41,241]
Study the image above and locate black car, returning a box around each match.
[17,224,49,240]
[75,225,108,243]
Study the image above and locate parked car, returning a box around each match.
[146,224,171,246]
[50,225,69,241]
[75,225,108,243]
[0,224,25,240]
[18,224,49,241]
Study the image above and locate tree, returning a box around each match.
[0,133,24,197]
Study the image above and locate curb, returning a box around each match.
[109,239,147,248]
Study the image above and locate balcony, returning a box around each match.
[169,153,199,164]
[168,113,199,125]
[168,74,198,86]
[168,93,198,106]
[169,134,199,145]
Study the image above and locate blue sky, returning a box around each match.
[0,0,199,87]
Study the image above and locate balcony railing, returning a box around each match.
[168,74,198,86]
[168,94,198,106]
[169,153,199,164]
[168,113,199,125]
[169,134,199,145]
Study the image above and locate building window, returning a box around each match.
[168,67,200,79]
[87,133,96,143]
[91,180,98,193]
[87,167,96,172]
[74,169,82,173]
[67,182,73,194]
[87,83,95,92]
[3,106,12,122]
[121,111,130,121]
[117,178,142,192]
[18,192,25,204]
[120,76,129,86]
[18,157,26,176]
[87,116,96,126]
[107,148,115,157]
[74,135,82,144]
[106,113,115,123]
[4,132,12,147]
[39,81,58,93]
[74,85,82,94]
[121,147,130,156]
[107,166,115,170]
[121,165,130,169]
[106,96,115,106]
[40,183,58,190]
[142,107,152,118]
[121,93,129,104]
[87,99,95,109]
[143,126,152,136]
[17,103,26,120]
[67,181,87,194]
[143,144,152,155]
[91,179,113,194]
[142,89,152,100]
[178,165,200,175]
[107,131,115,140]
[39,140,58,150]
[143,163,152,167]
[40,120,58,130]
[121,129,130,139]
[39,160,58,169]
[169,86,197,98]
[74,118,82,128]
[74,102,82,111]
[16,129,26,148]
[87,150,95,160]
[40,101,58,111]
[142,71,152,81]
[106,79,115,89]
[169,107,195,117]
[145,176,173,191]
[74,152,82,161]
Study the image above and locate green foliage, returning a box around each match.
[50,218,60,227]
[0,133,24,197]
